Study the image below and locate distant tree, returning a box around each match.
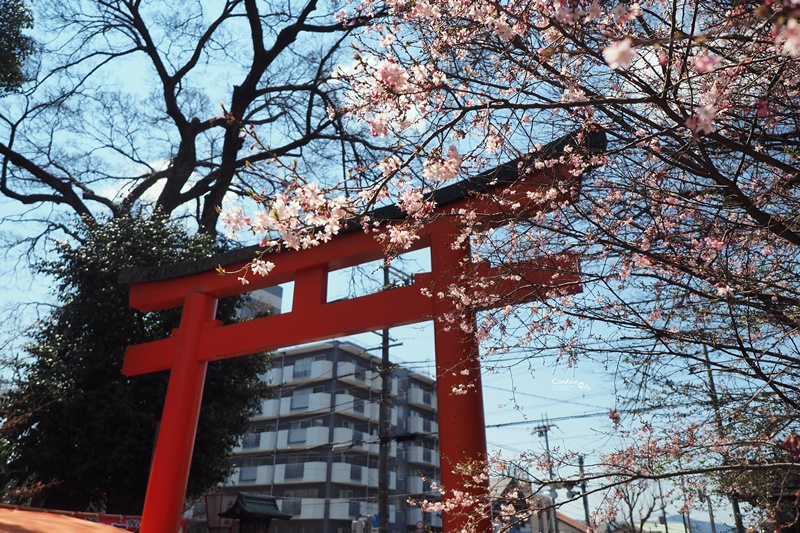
[0,214,270,513]
[0,0,34,92]
[0,0,384,235]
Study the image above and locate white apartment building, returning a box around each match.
[225,340,442,533]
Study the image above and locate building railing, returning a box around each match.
[285,463,304,479]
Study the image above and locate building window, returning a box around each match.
[288,425,307,444]
[293,358,312,379]
[291,388,310,410]
[397,377,408,399]
[239,466,257,482]
[350,464,362,481]
[339,489,354,499]
[352,398,364,414]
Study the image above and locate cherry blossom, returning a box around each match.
[692,52,722,73]
[422,145,463,183]
[220,206,250,237]
[368,115,389,137]
[250,259,275,277]
[776,18,800,56]
[603,39,637,69]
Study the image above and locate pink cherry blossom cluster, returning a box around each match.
[422,145,463,183]
[220,183,360,282]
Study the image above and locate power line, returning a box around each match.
[486,410,611,428]
[486,400,698,429]
[483,384,611,410]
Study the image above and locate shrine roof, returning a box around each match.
[119,128,605,285]
[218,493,292,521]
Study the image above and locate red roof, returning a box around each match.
[0,507,121,532]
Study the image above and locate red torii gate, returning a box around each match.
[120,131,603,533]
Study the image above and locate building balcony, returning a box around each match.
[329,500,358,521]
[407,475,424,494]
[234,464,274,486]
[280,426,330,448]
[408,387,436,411]
[259,398,280,418]
[365,468,397,490]
[407,416,437,435]
[365,369,382,392]
[332,427,371,453]
[277,497,326,520]
[288,360,334,384]
[334,393,377,420]
[274,461,328,484]
[337,361,371,387]
[258,392,333,419]
[331,428,399,456]
[263,366,284,385]
[328,500,383,521]
[233,429,277,454]
[406,475,441,496]
[407,445,439,467]
[236,462,335,486]
[285,391,332,416]
[331,462,390,486]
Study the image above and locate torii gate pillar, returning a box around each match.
[430,221,487,490]
[140,292,216,530]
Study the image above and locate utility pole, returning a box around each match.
[535,417,559,533]
[657,480,668,533]
[376,263,412,532]
[579,455,590,530]
[703,345,745,533]
[377,262,391,533]
[701,492,717,533]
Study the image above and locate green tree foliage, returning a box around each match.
[0,0,34,92]
[0,215,271,513]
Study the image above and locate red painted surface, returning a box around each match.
[0,505,191,532]
[429,220,492,531]
[138,292,217,533]
[123,171,581,533]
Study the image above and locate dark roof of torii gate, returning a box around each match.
[119,128,605,285]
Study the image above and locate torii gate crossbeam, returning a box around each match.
[120,131,603,533]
